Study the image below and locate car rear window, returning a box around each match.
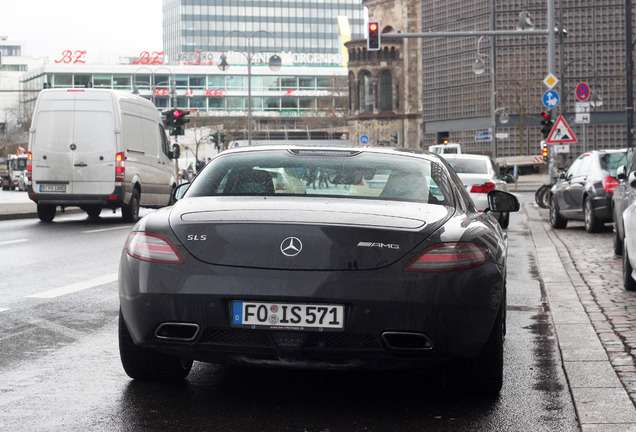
[601,151,629,171]
[445,158,489,174]
[186,150,454,206]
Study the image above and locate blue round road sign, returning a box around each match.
[360,134,369,144]
[542,90,560,109]
[576,82,590,101]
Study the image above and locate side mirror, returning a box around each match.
[173,183,190,201]
[617,165,627,181]
[171,144,181,159]
[559,171,567,180]
[503,174,515,184]
[629,171,636,189]
[486,190,520,213]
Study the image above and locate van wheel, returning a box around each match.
[85,206,102,219]
[37,204,56,222]
[122,189,140,223]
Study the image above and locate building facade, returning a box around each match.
[162,0,366,65]
[352,0,632,162]
[0,37,44,134]
[346,0,423,148]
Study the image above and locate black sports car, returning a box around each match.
[118,146,519,395]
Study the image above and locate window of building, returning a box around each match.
[362,72,373,112]
[227,76,245,90]
[379,70,393,111]
[208,97,224,110]
[299,77,315,89]
[113,75,131,89]
[190,97,206,109]
[264,97,281,110]
[263,76,279,91]
[208,75,224,88]
[74,74,92,87]
[189,75,206,88]
[93,74,112,88]
[226,97,244,110]
[55,74,72,87]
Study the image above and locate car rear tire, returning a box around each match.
[443,301,504,397]
[118,310,193,381]
[623,246,636,291]
[37,203,56,222]
[614,224,624,256]
[549,196,567,229]
[122,189,140,223]
[584,198,602,233]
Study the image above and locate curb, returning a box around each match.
[525,200,636,430]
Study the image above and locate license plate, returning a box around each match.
[232,301,344,331]
[40,184,66,193]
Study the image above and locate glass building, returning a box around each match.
[162,0,366,64]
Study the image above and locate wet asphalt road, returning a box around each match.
[0,191,579,431]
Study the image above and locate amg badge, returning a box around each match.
[357,242,400,249]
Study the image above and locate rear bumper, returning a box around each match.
[119,251,505,370]
[27,185,125,207]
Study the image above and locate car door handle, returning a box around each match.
[74,162,88,167]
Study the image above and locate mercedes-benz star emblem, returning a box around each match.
[280,236,302,257]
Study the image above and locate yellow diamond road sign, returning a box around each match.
[543,73,559,90]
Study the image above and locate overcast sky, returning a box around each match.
[2,0,162,61]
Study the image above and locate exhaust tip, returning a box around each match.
[155,322,200,342]
[381,332,434,351]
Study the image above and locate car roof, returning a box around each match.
[214,144,442,163]
[440,153,492,161]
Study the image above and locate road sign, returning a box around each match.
[553,144,570,154]
[546,113,578,144]
[542,90,560,108]
[543,73,559,89]
[360,134,369,145]
[576,82,590,101]
[475,130,492,142]
[575,113,591,124]
[575,102,590,113]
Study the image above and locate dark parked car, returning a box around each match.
[610,149,634,255]
[118,145,519,396]
[549,149,629,233]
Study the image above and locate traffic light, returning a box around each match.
[540,111,554,139]
[220,133,227,148]
[171,109,190,136]
[162,110,175,128]
[390,133,398,145]
[210,132,220,149]
[367,21,380,51]
[542,143,549,162]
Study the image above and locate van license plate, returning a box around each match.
[232,301,344,331]
[40,185,66,192]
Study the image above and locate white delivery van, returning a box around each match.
[27,89,177,222]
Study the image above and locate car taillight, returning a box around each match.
[115,152,125,182]
[603,176,619,194]
[126,232,184,264]
[27,152,32,181]
[404,242,488,272]
[470,182,496,194]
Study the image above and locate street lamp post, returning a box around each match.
[218,30,281,147]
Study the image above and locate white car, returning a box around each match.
[442,154,510,228]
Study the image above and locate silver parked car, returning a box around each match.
[442,154,510,228]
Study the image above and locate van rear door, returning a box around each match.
[31,90,116,196]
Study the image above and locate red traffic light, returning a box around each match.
[174,110,183,118]
[541,112,550,120]
[367,21,380,51]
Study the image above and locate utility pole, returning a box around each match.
[627,0,634,149]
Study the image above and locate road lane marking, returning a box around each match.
[82,226,132,234]
[0,239,28,246]
[27,273,118,299]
